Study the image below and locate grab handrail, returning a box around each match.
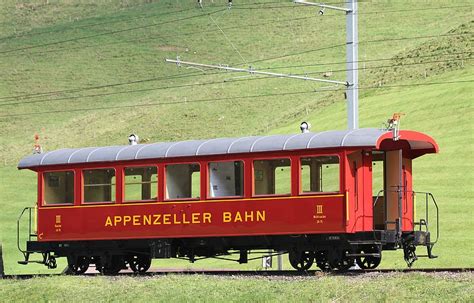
[17,207,36,254]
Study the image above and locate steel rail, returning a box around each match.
[3,268,473,279]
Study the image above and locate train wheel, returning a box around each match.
[317,259,354,272]
[289,250,314,271]
[101,256,125,275]
[315,251,331,272]
[330,257,354,272]
[356,246,381,270]
[129,255,152,274]
[316,261,331,272]
[67,256,90,275]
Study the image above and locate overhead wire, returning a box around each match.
[0,8,227,55]
[0,0,374,44]
[232,3,473,13]
[0,42,347,101]
[0,3,471,57]
[0,55,471,108]
[0,14,318,58]
[0,90,318,118]
[0,79,472,118]
[209,14,248,64]
[0,16,470,59]
[0,7,196,43]
[0,1,470,117]
[262,51,473,70]
[0,51,470,102]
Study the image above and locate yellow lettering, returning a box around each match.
[105,216,112,227]
[163,214,171,224]
[234,211,242,222]
[223,212,232,223]
[153,214,161,225]
[173,214,181,224]
[114,216,122,226]
[133,215,140,226]
[256,210,266,222]
[203,212,212,223]
[123,216,131,225]
[245,211,254,222]
[182,213,190,224]
[143,215,151,225]
[192,213,200,224]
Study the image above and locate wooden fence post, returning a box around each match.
[0,242,5,277]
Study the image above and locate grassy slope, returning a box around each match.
[0,273,473,302]
[0,1,471,162]
[0,0,473,274]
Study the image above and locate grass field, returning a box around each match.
[0,273,473,302]
[0,0,473,280]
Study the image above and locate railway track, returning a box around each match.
[3,267,473,280]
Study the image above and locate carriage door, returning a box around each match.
[385,150,403,233]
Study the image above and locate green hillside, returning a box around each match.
[0,0,472,274]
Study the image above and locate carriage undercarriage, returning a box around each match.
[20,228,436,274]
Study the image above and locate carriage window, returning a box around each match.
[301,156,340,193]
[83,169,116,203]
[124,166,158,202]
[43,171,74,205]
[166,163,200,200]
[254,158,291,196]
[209,161,244,198]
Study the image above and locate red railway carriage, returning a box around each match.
[16,128,439,273]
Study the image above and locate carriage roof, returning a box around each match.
[18,128,438,169]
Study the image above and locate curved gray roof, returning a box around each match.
[18,128,389,169]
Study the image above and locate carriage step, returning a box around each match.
[348,241,382,245]
[345,253,381,258]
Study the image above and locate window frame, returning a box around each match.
[252,156,292,198]
[122,165,159,203]
[81,167,117,205]
[41,169,76,207]
[206,160,245,200]
[164,161,202,202]
[298,154,342,195]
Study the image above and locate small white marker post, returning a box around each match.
[262,252,272,270]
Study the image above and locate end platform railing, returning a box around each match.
[373,189,439,246]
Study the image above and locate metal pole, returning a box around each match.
[0,242,4,277]
[346,0,359,129]
[165,58,347,86]
[277,252,283,270]
[293,0,351,12]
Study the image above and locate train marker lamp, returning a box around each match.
[386,113,405,141]
[128,134,139,145]
[300,121,311,133]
